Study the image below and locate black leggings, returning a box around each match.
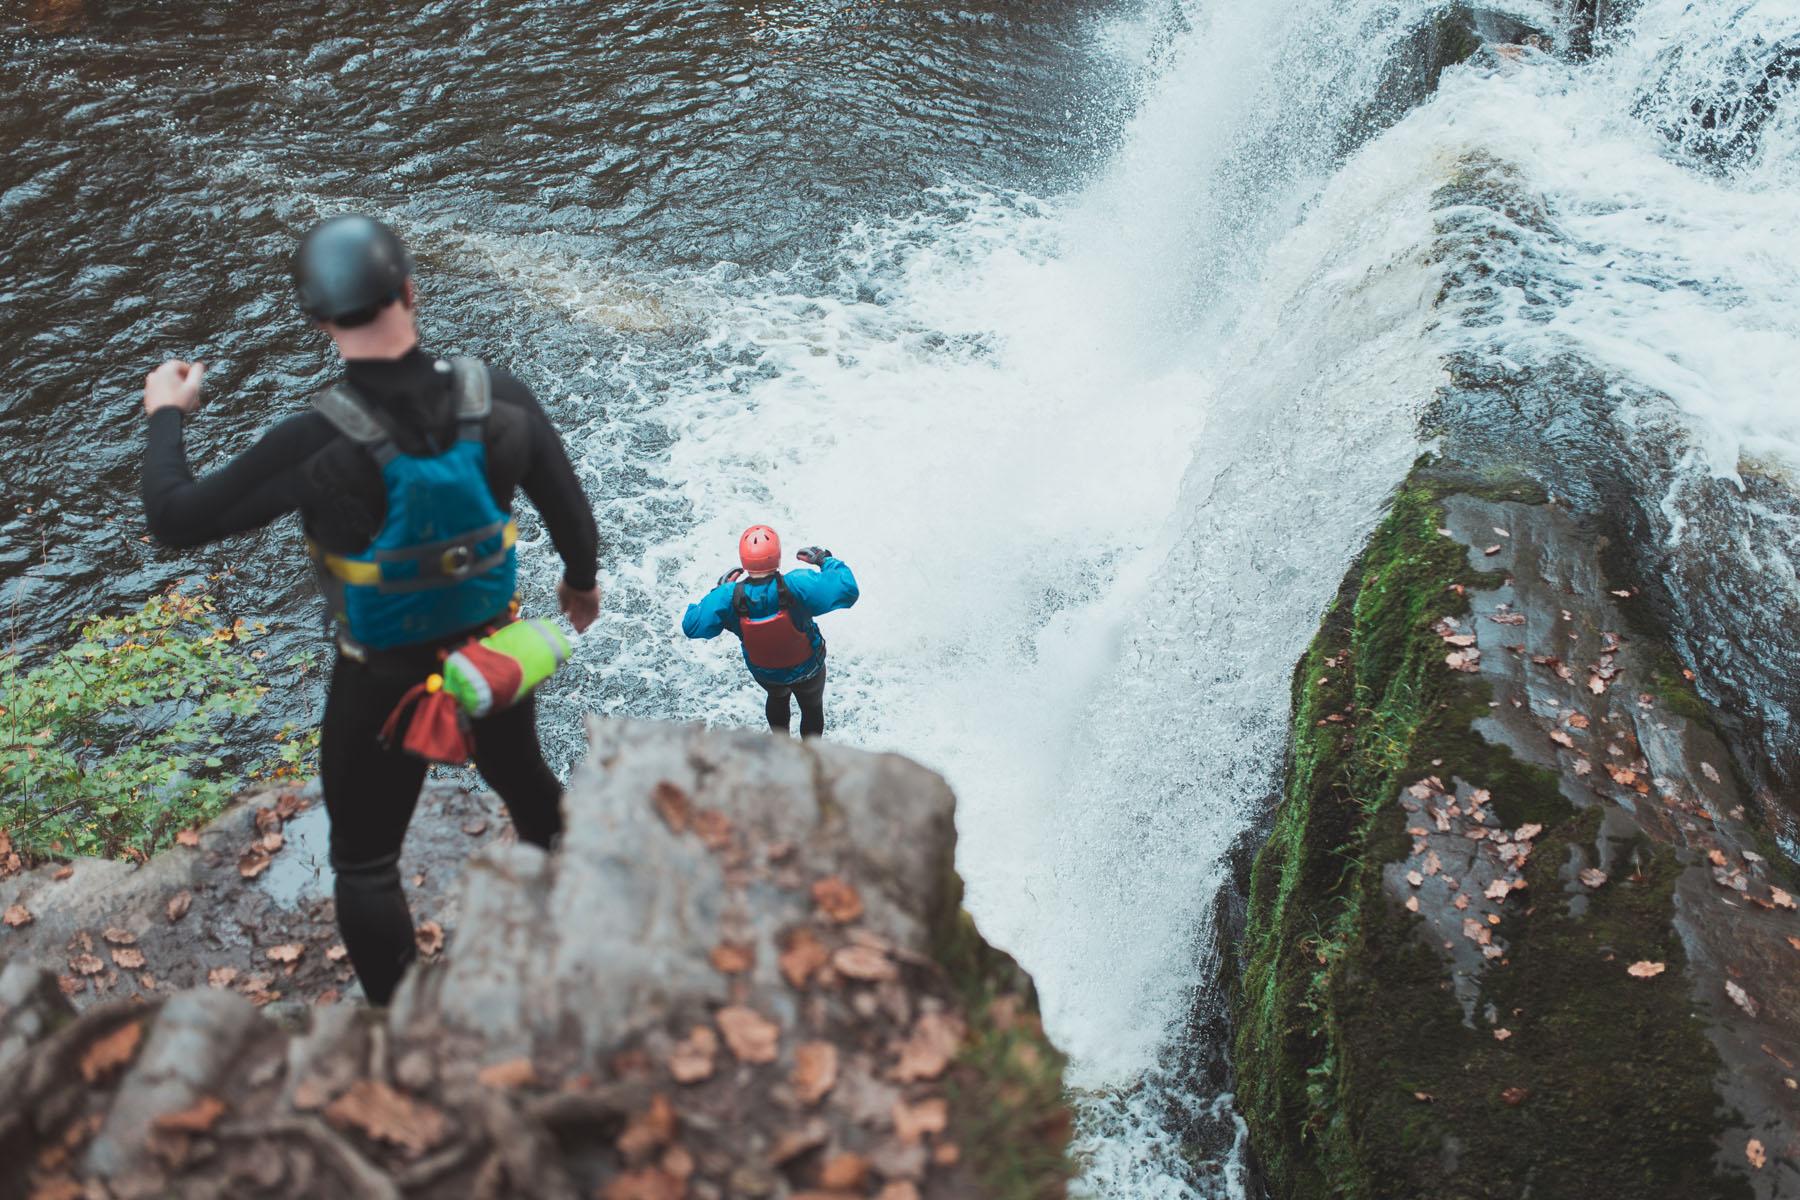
[321,649,564,1005]
[760,664,827,739]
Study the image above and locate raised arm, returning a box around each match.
[140,361,323,547]
[786,554,859,616]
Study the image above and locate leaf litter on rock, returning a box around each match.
[324,1079,447,1156]
[811,876,864,924]
[80,1020,143,1082]
[717,1006,780,1063]
[791,1041,838,1105]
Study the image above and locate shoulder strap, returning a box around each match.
[312,384,398,466]
[773,574,800,613]
[449,357,491,440]
[732,581,750,618]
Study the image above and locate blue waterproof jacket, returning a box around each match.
[682,557,859,685]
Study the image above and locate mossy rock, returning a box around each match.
[1231,465,1750,1200]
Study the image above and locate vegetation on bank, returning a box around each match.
[0,586,318,861]
[1232,469,1742,1200]
[933,867,1074,1198]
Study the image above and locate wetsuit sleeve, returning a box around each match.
[141,409,329,548]
[682,585,737,639]
[491,369,601,592]
[786,557,859,615]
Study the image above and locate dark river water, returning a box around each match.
[0,0,1125,670]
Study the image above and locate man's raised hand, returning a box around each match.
[143,360,206,418]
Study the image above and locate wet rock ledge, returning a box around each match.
[0,720,1071,1200]
[1232,462,1800,1200]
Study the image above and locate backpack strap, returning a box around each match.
[312,383,398,466]
[732,575,805,619]
[449,357,491,442]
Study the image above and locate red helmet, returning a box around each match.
[739,524,781,575]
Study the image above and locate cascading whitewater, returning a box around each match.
[519,0,1800,1193]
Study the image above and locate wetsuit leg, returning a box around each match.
[793,663,827,739]
[469,692,564,850]
[321,652,429,1006]
[760,679,794,733]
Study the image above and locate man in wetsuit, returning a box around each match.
[141,216,601,1006]
[682,525,857,738]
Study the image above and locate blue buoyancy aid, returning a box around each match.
[307,358,518,652]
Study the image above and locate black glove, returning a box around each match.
[718,566,746,587]
[795,546,831,566]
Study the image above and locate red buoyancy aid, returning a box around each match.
[733,575,815,670]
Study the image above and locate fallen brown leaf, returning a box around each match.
[326,944,349,962]
[1627,961,1666,979]
[1747,1139,1766,1170]
[1404,896,1420,913]
[1493,1028,1512,1041]
[617,1094,677,1163]
[1500,1086,1530,1106]
[811,876,864,924]
[651,780,692,833]
[691,808,733,851]
[237,848,271,879]
[460,818,488,837]
[1771,887,1795,910]
[102,927,136,945]
[1701,762,1721,783]
[3,904,32,928]
[819,1152,870,1191]
[668,1025,719,1084]
[80,1020,143,1082]
[111,947,146,970]
[207,967,238,989]
[603,1168,685,1200]
[175,828,201,848]
[710,941,754,974]
[892,1097,949,1144]
[1406,870,1424,888]
[166,890,192,923]
[477,1058,537,1089]
[267,943,304,964]
[153,1095,226,1135]
[891,1011,965,1082]
[1579,868,1607,888]
[779,927,831,989]
[1549,729,1576,749]
[324,1079,447,1156]
[717,1006,780,1063]
[769,1118,830,1164]
[791,1041,839,1106]
[415,920,444,956]
[70,954,104,976]
[831,944,898,983]
[52,865,73,881]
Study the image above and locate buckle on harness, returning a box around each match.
[441,545,474,577]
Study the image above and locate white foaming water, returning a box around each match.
[498,0,1800,1192]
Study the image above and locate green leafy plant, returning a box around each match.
[0,586,318,861]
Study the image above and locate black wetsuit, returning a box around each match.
[143,347,599,1004]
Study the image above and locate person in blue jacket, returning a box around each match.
[682,524,858,738]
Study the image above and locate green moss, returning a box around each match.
[1232,470,1744,1200]
[933,875,1073,1199]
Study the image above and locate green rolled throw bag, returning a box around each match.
[436,617,573,718]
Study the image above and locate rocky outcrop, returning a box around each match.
[1232,464,1800,1200]
[0,720,1070,1200]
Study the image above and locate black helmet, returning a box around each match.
[292,216,414,326]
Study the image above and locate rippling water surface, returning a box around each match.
[7,0,1800,1194]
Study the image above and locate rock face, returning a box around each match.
[1232,465,1800,1200]
[0,719,1070,1200]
